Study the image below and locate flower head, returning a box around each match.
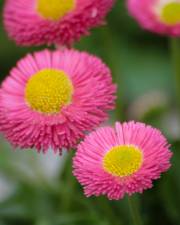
[73,121,172,200]
[0,49,116,153]
[3,0,115,46]
[127,0,180,36]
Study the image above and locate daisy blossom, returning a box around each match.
[3,0,115,46]
[127,0,180,36]
[73,121,172,200]
[0,49,116,153]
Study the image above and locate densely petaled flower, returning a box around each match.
[73,121,172,200]
[0,49,116,153]
[127,0,180,36]
[3,0,115,46]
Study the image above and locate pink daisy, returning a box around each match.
[73,121,172,200]
[3,0,115,46]
[127,0,180,36]
[0,49,116,153]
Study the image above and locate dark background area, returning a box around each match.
[0,0,180,224]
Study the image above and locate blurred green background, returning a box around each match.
[0,0,180,225]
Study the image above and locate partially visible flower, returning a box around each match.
[73,121,172,200]
[3,0,115,46]
[128,90,168,120]
[127,0,180,36]
[0,49,116,153]
[0,175,15,202]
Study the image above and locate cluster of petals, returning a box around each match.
[127,0,180,36]
[0,49,116,153]
[1,0,173,202]
[73,121,172,200]
[3,0,115,46]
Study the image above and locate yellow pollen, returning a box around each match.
[103,145,143,177]
[37,0,75,21]
[160,2,180,25]
[25,69,73,114]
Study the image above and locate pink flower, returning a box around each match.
[73,121,172,200]
[0,49,116,153]
[127,0,180,36]
[3,0,115,46]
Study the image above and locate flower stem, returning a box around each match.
[60,150,76,211]
[128,196,143,225]
[170,38,180,114]
[101,27,126,122]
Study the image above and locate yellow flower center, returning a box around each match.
[25,69,73,114]
[103,145,143,177]
[37,0,75,21]
[160,2,180,25]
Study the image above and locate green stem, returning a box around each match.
[128,196,143,225]
[60,150,76,211]
[101,27,126,122]
[96,197,122,225]
[170,38,180,113]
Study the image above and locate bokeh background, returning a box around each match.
[0,0,180,224]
